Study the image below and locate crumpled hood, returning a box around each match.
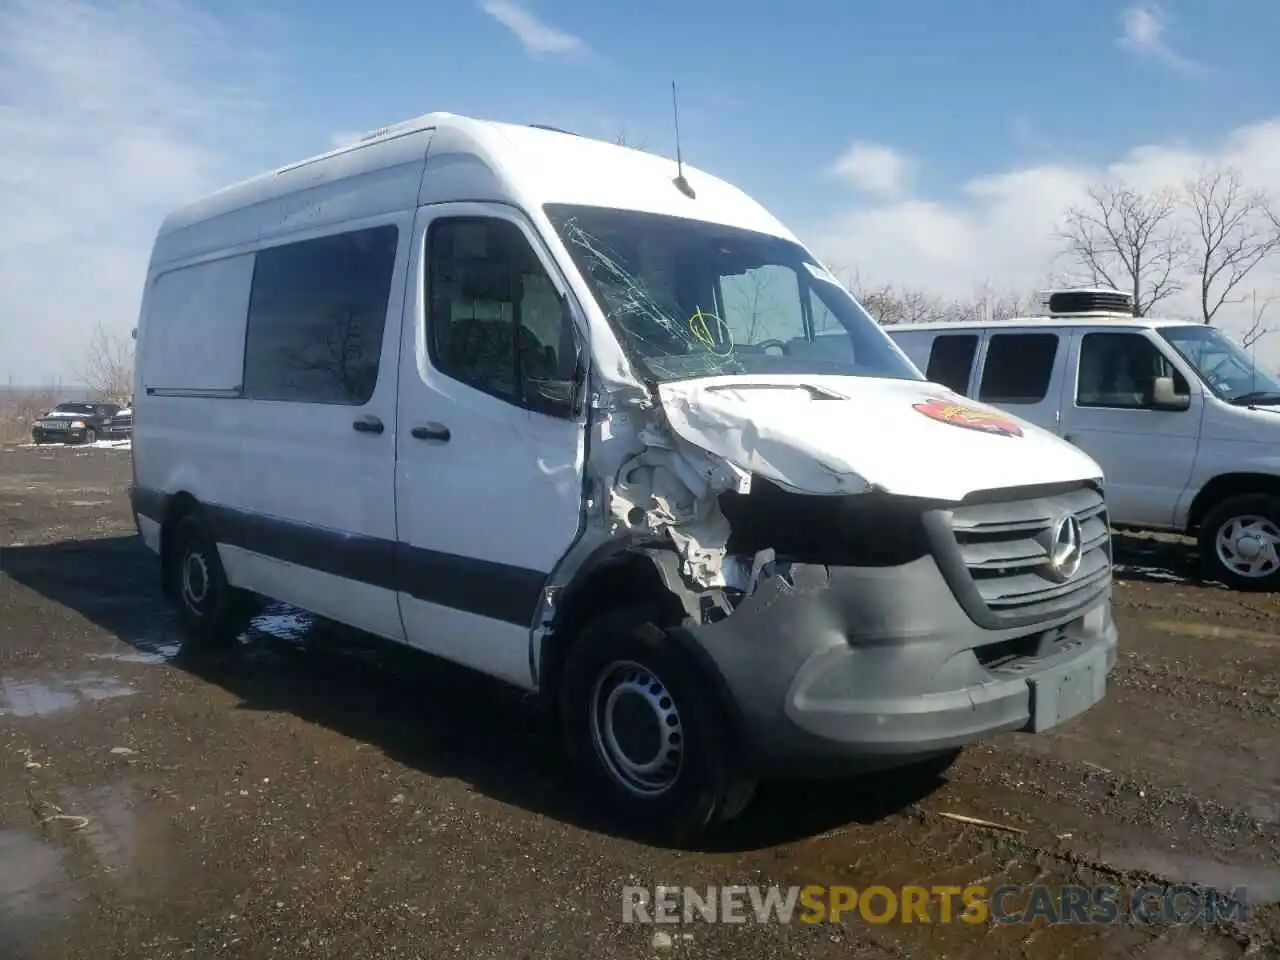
[657,374,1103,502]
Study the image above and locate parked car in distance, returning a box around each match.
[30,401,121,445]
[885,287,1280,591]
[128,112,1118,842]
[105,405,133,440]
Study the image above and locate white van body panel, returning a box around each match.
[657,374,1103,501]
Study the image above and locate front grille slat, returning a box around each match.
[942,481,1111,622]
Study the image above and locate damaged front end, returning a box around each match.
[535,385,1116,777]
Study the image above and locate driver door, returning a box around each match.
[1058,330,1203,529]
[394,202,588,689]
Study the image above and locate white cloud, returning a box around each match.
[1119,3,1204,73]
[806,119,1280,364]
[0,0,276,387]
[830,142,910,196]
[479,1,586,59]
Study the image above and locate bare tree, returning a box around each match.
[937,283,1040,323]
[1057,182,1188,316]
[1184,167,1280,325]
[613,130,648,151]
[1240,289,1274,351]
[860,284,943,325]
[75,321,134,400]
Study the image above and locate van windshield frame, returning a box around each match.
[543,204,923,385]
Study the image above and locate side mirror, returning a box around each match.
[524,341,586,419]
[1152,375,1191,411]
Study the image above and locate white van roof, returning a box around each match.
[152,112,798,266]
[880,315,1202,334]
[880,286,1201,334]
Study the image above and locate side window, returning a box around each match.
[1077,332,1188,409]
[978,333,1059,404]
[718,265,805,345]
[925,334,979,395]
[428,217,577,411]
[243,224,399,404]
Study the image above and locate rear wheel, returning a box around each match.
[1198,494,1280,591]
[559,608,755,844]
[165,513,256,646]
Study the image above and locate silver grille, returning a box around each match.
[945,483,1111,617]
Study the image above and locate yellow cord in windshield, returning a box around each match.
[687,307,735,357]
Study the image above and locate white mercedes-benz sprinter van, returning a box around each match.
[886,288,1280,593]
[129,112,1118,840]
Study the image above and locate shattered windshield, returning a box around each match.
[544,204,923,384]
[1158,325,1280,404]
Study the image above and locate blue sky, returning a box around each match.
[4,0,1280,385]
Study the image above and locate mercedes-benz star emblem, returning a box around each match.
[1044,512,1084,582]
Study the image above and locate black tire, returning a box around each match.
[1198,494,1280,591]
[559,607,755,844]
[166,513,255,646]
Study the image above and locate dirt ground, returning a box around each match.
[0,444,1277,959]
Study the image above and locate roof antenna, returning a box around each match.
[1249,289,1259,408]
[671,81,696,199]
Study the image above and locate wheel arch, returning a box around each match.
[538,547,746,745]
[157,491,203,599]
[1186,473,1280,534]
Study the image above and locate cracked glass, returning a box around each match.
[544,204,922,385]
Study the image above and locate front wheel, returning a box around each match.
[559,608,755,844]
[1198,494,1280,591]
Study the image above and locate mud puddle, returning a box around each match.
[1149,619,1280,647]
[0,672,136,718]
[1091,847,1280,906]
[0,829,81,954]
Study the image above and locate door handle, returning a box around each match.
[411,422,451,442]
[353,416,384,435]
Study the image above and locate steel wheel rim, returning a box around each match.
[182,549,210,614]
[1215,513,1280,579]
[588,659,683,797]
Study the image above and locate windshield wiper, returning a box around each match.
[1229,391,1280,406]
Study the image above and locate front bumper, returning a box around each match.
[31,426,89,443]
[683,556,1117,778]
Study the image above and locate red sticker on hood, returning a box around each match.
[912,397,1023,437]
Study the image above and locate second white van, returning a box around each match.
[887,288,1280,591]
[129,113,1118,841]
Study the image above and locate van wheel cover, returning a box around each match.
[1214,513,1280,579]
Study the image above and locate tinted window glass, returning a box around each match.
[427,217,577,411]
[243,225,399,404]
[1077,332,1187,408]
[925,334,978,394]
[978,333,1058,404]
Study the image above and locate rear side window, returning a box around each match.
[242,224,399,405]
[925,334,979,395]
[978,333,1059,404]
